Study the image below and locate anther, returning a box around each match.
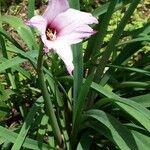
[46,28,56,41]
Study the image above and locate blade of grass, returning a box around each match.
[107,64,150,77]
[0,16,38,50]
[77,131,93,150]
[90,81,150,132]
[11,97,44,150]
[92,0,131,17]
[0,35,16,89]
[0,125,55,150]
[94,0,140,83]
[71,74,94,147]
[36,114,48,142]
[74,73,94,122]
[28,0,35,19]
[72,44,83,121]
[68,0,80,9]
[0,28,23,49]
[68,0,83,123]
[7,45,53,79]
[68,2,84,149]
[84,0,118,63]
[131,94,150,108]
[0,56,26,72]
[1,141,11,150]
[100,41,145,86]
[85,109,138,150]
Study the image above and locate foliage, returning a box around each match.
[0,0,150,150]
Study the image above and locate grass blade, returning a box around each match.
[68,0,80,9]
[90,82,150,132]
[11,97,44,150]
[85,109,138,150]
[94,0,140,83]
[28,0,35,19]
[84,0,118,63]
[92,0,131,17]
[0,16,38,50]
[0,125,55,150]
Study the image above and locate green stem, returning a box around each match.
[37,43,63,147]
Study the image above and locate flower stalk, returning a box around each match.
[37,43,63,147]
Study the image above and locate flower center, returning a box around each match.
[46,28,57,41]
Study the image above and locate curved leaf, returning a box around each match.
[91,82,150,132]
[85,109,138,150]
[0,16,38,50]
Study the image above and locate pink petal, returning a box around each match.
[51,8,98,35]
[26,16,47,35]
[57,25,96,44]
[55,43,74,75]
[41,37,74,74]
[43,0,69,23]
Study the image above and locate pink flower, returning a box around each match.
[26,0,98,74]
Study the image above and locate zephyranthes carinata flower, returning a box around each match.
[26,0,98,74]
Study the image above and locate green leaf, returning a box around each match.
[0,136,6,145]
[85,109,138,150]
[11,97,44,150]
[1,140,11,150]
[90,82,150,132]
[94,0,140,83]
[0,16,23,29]
[28,0,35,18]
[0,101,9,121]
[36,114,48,142]
[74,73,94,124]
[14,66,31,79]
[6,45,53,79]
[45,74,63,107]
[0,27,22,49]
[0,125,55,150]
[126,124,150,150]
[0,16,38,50]
[0,34,17,89]
[114,100,150,132]
[68,0,80,9]
[72,44,83,122]
[84,0,117,64]
[130,94,150,108]
[0,56,26,73]
[0,82,13,102]
[108,64,150,77]
[118,81,150,88]
[17,25,38,50]
[117,36,150,46]
[100,22,150,85]
[92,0,131,17]
[77,131,93,150]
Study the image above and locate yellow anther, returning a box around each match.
[46,29,56,41]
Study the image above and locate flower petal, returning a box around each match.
[55,43,74,75]
[26,16,47,35]
[51,8,98,35]
[43,0,69,23]
[57,25,96,44]
[41,38,74,74]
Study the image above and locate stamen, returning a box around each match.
[46,28,57,41]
